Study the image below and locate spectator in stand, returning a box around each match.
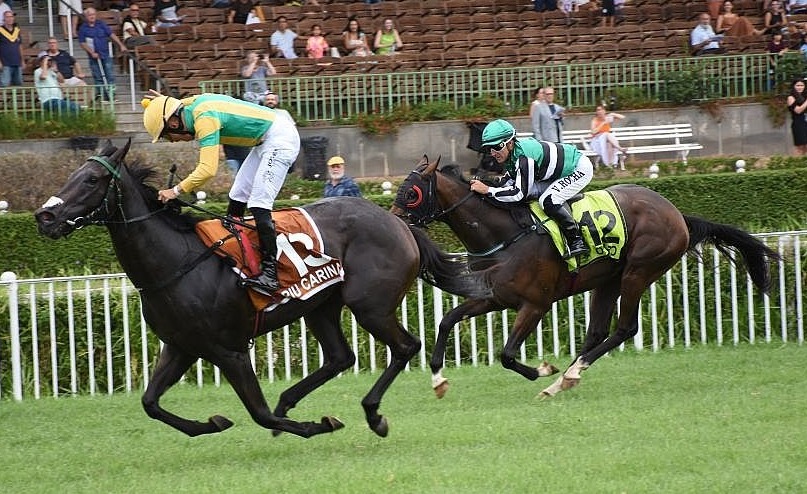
[59,0,82,40]
[768,30,789,54]
[600,0,615,28]
[533,0,558,12]
[323,156,362,198]
[589,104,627,169]
[717,1,764,36]
[34,54,81,114]
[228,0,256,24]
[38,37,87,91]
[374,18,403,55]
[529,86,545,140]
[691,13,726,55]
[122,3,155,48]
[342,16,372,57]
[763,1,788,35]
[153,0,184,28]
[796,22,807,57]
[241,50,276,105]
[269,16,298,58]
[306,24,329,59]
[0,10,24,87]
[786,78,807,155]
[533,86,564,143]
[78,7,128,101]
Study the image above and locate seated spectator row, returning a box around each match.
[103,0,789,96]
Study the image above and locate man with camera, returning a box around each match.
[39,37,87,89]
[34,53,81,114]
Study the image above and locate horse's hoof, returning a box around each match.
[209,415,234,432]
[434,380,449,399]
[537,361,560,377]
[371,416,389,438]
[561,377,580,390]
[323,416,345,432]
[538,391,553,400]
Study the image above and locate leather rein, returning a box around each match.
[68,155,223,292]
[398,169,537,257]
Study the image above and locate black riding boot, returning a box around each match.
[240,207,281,294]
[223,199,247,230]
[226,199,247,219]
[545,203,589,259]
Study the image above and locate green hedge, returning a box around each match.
[3,168,805,277]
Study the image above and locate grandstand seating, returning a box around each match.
[72,0,796,97]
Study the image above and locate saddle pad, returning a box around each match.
[529,190,628,271]
[195,207,344,311]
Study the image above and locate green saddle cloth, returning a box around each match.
[529,190,628,271]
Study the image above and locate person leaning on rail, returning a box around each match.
[141,89,300,294]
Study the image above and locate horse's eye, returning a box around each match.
[87,176,98,185]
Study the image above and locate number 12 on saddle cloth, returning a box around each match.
[530,190,628,271]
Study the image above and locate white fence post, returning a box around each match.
[2,271,23,401]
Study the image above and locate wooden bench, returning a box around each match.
[517,122,703,166]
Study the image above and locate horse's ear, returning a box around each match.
[98,139,117,157]
[110,138,132,163]
[417,155,429,167]
[424,158,439,175]
[435,155,441,166]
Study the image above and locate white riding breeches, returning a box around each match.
[228,111,300,210]
[538,155,594,209]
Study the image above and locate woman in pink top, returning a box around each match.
[306,24,329,59]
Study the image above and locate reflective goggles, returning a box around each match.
[486,137,513,153]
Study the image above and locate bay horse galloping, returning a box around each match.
[34,141,488,438]
[391,157,779,398]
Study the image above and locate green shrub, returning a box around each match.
[0,111,116,140]
[4,168,806,277]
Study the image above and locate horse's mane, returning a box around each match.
[439,164,470,184]
[438,163,531,218]
[124,159,203,231]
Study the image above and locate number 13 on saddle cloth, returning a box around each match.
[530,190,628,270]
[195,207,344,311]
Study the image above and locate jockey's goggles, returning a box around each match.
[487,137,513,153]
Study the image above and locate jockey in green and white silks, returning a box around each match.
[469,118,594,259]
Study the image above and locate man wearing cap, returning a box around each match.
[323,156,361,198]
[469,118,593,259]
[141,89,300,294]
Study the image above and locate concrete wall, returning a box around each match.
[0,103,792,177]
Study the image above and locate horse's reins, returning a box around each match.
[73,155,230,292]
[400,168,538,257]
[67,155,170,229]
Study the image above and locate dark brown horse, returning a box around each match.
[391,157,779,398]
[34,141,488,438]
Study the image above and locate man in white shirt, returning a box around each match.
[269,16,298,59]
[691,13,725,56]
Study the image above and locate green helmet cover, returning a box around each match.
[481,119,516,147]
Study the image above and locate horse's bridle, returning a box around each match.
[395,167,538,257]
[65,155,168,230]
[395,168,475,227]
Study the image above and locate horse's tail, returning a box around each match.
[409,226,491,299]
[683,215,781,293]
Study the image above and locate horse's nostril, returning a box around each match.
[36,211,54,224]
